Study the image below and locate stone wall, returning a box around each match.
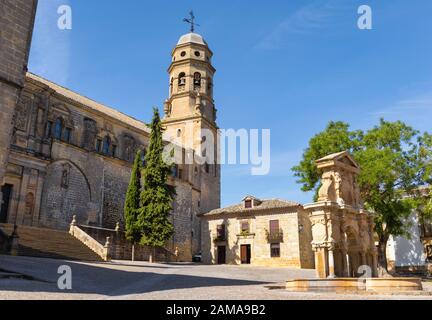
[298,209,315,269]
[2,72,215,262]
[0,0,38,202]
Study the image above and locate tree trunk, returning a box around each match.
[131,244,135,262]
[377,236,392,278]
[149,247,154,263]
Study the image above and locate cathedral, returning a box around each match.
[0,6,220,261]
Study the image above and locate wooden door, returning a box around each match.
[241,245,251,264]
[217,246,226,264]
[0,184,12,223]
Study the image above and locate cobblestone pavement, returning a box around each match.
[1,255,431,300]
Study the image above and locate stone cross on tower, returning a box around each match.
[183,11,200,32]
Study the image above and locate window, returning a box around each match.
[178,72,186,87]
[270,220,279,233]
[194,72,201,88]
[180,51,186,57]
[268,220,283,243]
[45,121,53,138]
[241,221,250,234]
[112,145,117,157]
[216,224,225,240]
[245,199,252,209]
[64,128,72,143]
[96,139,102,152]
[102,136,111,155]
[205,162,210,174]
[171,164,178,178]
[177,129,182,138]
[194,51,201,57]
[271,244,280,258]
[54,118,63,140]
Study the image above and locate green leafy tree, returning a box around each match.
[124,150,143,261]
[293,119,431,273]
[138,108,176,263]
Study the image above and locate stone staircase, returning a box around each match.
[0,224,104,262]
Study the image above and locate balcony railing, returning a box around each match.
[266,229,284,243]
[213,235,226,242]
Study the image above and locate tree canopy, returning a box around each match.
[124,150,143,245]
[138,108,176,249]
[292,119,432,270]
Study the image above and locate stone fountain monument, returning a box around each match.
[304,151,377,278]
[286,151,423,293]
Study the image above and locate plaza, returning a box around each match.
[0,255,431,300]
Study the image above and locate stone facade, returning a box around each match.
[0,0,38,208]
[200,196,314,268]
[304,151,378,278]
[0,27,221,261]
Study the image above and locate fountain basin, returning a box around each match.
[286,278,423,293]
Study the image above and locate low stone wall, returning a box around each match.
[69,224,109,261]
[79,225,176,262]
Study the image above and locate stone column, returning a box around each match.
[15,168,31,225]
[361,252,367,267]
[327,245,336,278]
[372,250,378,278]
[32,171,45,226]
[341,249,350,277]
[313,245,328,278]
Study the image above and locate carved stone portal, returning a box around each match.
[305,151,378,279]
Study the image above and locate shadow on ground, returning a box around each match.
[0,256,270,297]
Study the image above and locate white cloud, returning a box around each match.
[369,90,432,132]
[257,0,347,49]
[29,0,72,85]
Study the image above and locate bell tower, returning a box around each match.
[162,22,220,215]
[163,29,217,151]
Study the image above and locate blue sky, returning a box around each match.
[29,0,432,207]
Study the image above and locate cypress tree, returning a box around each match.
[124,150,143,261]
[138,108,176,263]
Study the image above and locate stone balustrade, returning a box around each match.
[69,216,111,261]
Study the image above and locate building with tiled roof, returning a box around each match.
[200,195,315,268]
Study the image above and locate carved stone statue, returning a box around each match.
[318,171,335,202]
[334,171,344,205]
[164,99,171,117]
[195,92,202,115]
[353,176,363,208]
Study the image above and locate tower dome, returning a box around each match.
[177,32,207,46]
